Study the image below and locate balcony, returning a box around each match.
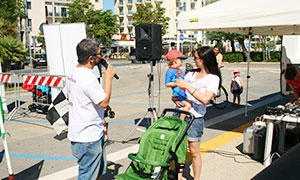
[176,6,183,12]
[128,11,133,16]
[47,12,60,17]
[128,21,133,26]
[127,0,133,5]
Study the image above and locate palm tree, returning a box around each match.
[0,18,17,37]
[0,36,28,72]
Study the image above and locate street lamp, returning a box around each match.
[24,0,33,73]
[168,6,183,51]
[52,0,55,23]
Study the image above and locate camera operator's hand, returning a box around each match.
[104,64,115,80]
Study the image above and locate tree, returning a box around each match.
[0,36,28,71]
[62,0,119,46]
[205,31,250,60]
[132,4,170,36]
[0,0,25,23]
[86,10,119,46]
[0,0,25,37]
[62,0,92,24]
[205,31,225,46]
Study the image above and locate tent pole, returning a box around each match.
[177,30,180,50]
[245,33,252,116]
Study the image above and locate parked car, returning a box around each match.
[10,60,23,70]
[33,54,47,68]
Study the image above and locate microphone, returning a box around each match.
[99,58,119,80]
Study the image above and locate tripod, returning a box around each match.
[122,60,158,143]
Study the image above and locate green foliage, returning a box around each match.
[37,33,45,46]
[62,0,93,23]
[0,0,25,37]
[133,4,170,36]
[62,0,119,46]
[0,36,28,71]
[250,51,263,62]
[86,10,119,46]
[0,18,17,37]
[0,0,25,23]
[223,51,281,62]
[270,51,281,60]
[204,31,224,46]
[223,52,244,62]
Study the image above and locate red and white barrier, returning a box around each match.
[23,75,64,88]
[0,74,12,83]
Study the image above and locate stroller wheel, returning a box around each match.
[28,104,37,112]
[42,106,49,114]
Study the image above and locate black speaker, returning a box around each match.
[135,24,162,61]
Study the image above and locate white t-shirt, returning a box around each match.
[185,72,219,118]
[66,67,106,142]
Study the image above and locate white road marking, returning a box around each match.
[39,144,140,180]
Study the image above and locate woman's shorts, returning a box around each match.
[185,117,205,142]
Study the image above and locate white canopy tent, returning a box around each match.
[177,0,300,36]
[177,0,300,116]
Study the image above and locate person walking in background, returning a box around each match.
[165,49,191,120]
[230,69,244,107]
[213,45,223,69]
[173,47,221,180]
[66,38,115,180]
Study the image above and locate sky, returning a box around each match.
[103,0,114,13]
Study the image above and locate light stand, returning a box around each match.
[122,60,158,143]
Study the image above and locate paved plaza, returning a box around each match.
[0,60,291,180]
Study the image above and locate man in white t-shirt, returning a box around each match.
[66,38,115,180]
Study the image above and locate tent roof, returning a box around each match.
[177,0,300,35]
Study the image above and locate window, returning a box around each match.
[27,2,31,9]
[28,19,32,27]
[61,7,67,17]
[45,6,48,16]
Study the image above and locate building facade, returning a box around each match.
[23,0,102,52]
[114,0,214,49]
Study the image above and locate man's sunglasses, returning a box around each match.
[93,51,102,57]
[93,52,101,56]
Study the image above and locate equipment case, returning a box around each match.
[243,125,265,154]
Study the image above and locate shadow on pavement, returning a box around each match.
[2,160,44,180]
[205,92,290,132]
[102,162,122,180]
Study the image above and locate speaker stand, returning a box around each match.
[122,60,158,143]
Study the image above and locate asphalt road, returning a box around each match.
[0,60,289,180]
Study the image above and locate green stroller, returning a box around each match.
[115,108,195,180]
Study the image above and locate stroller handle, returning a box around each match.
[160,108,195,120]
